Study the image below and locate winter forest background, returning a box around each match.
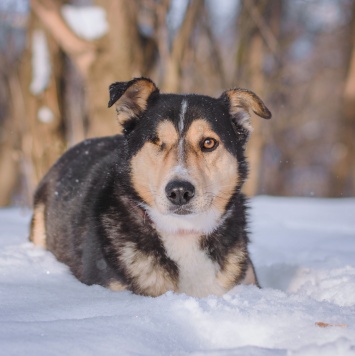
[0,0,354,206]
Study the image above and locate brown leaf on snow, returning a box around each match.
[315,322,348,328]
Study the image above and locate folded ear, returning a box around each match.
[108,77,159,131]
[219,88,271,132]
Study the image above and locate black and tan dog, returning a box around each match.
[30,77,271,297]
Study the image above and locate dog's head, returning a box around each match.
[108,77,271,234]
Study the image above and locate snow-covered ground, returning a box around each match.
[0,197,354,355]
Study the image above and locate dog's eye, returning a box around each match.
[150,136,160,145]
[149,136,166,150]
[201,138,219,152]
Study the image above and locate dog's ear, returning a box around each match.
[108,77,159,132]
[219,88,271,133]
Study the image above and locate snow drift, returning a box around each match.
[0,197,354,355]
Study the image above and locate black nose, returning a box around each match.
[165,180,195,205]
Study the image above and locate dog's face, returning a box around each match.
[108,78,271,234]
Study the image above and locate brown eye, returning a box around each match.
[201,138,219,152]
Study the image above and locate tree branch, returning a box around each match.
[30,0,96,77]
[162,0,204,92]
[244,0,280,60]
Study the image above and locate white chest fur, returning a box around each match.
[160,231,227,297]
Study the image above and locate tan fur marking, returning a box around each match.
[242,261,258,285]
[226,89,271,120]
[119,241,177,296]
[108,281,127,291]
[130,120,179,208]
[116,80,157,126]
[30,204,47,248]
[155,120,179,145]
[216,246,247,290]
[185,119,239,213]
[224,89,271,132]
[116,110,133,127]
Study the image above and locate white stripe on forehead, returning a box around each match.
[178,99,188,162]
[178,99,188,135]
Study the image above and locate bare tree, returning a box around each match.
[30,0,145,137]
[331,1,355,196]
[235,0,282,196]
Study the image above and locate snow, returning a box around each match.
[37,106,54,123]
[61,5,108,41]
[30,29,51,95]
[0,197,354,355]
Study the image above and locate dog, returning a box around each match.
[29,77,271,297]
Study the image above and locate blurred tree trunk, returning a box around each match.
[155,0,224,95]
[158,0,204,93]
[86,0,144,136]
[0,119,19,205]
[0,70,21,205]
[236,0,281,196]
[331,3,355,196]
[30,0,144,138]
[13,11,66,205]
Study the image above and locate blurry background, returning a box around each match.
[0,0,354,206]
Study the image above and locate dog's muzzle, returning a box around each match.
[165,180,195,206]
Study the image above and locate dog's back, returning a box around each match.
[30,135,126,285]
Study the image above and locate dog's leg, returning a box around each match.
[242,257,260,287]
[107,281,127,291]
[29,204,47,248]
